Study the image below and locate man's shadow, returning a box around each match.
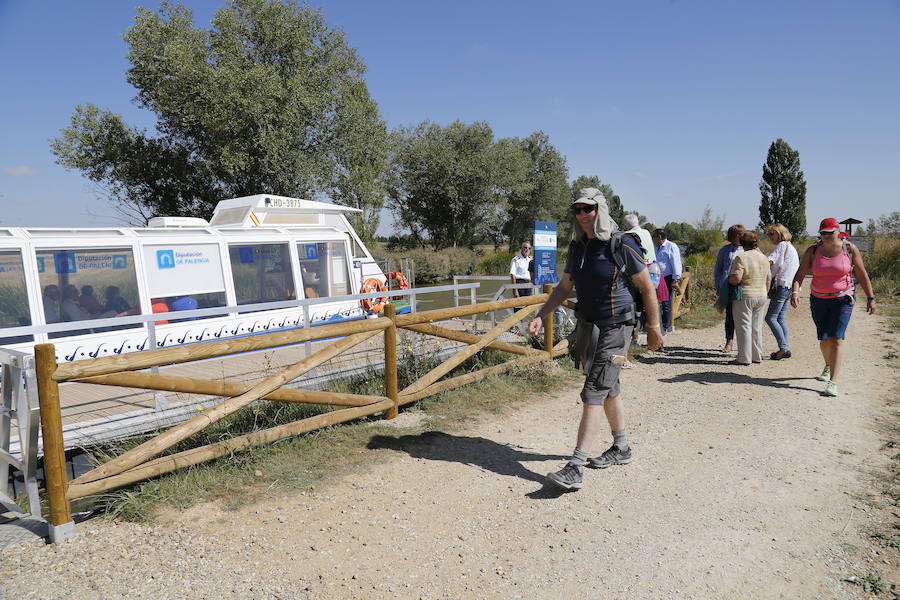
[367,431,572,497]
[638,345,730,366]
[658,370,819,393]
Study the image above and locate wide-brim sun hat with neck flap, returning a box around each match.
[571,187,617,241]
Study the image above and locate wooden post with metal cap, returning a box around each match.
[34,344,75,542]
[383,304,399,420]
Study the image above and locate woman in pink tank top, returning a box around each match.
[810,249,853,299]
[791,218,876,397]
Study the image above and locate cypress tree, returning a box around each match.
[759,139,807,237]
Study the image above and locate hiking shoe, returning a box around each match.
[546,462,583,490]
[824,381,839,397]
[588,445,633,469]
[815,366,831,382]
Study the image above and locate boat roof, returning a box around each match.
[0,194,363,241]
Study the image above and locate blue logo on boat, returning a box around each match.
[238,247,255,263]
[157,249,175,269]
[304,244,318,259]
[113,254,128,269]
[54,253,77,274]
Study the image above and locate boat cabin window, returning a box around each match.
[142,243,227,322]
[35,248,141,338]
[228,243,296,306]
[297,242,350,298]
[348,234,367,259]
[0,250,33,345]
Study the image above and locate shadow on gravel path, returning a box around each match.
[659,370,820,393]
[367,431,567,487]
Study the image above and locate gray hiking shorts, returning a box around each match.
[581,324,633,405]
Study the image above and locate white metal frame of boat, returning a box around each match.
[0,194,396,363]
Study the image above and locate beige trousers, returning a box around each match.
[733,296,767,364]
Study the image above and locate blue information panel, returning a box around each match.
[533,221,558,285]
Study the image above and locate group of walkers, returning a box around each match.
[714,217,876,398]
[526,188,877,492]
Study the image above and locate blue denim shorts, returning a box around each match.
[810,295,853,340]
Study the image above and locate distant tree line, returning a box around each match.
[50,0,656,250]
[54,1,822,254]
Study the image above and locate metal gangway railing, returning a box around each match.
[0,348,41,519]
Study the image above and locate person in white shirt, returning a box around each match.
[651,229,683,333]
[764,224,800,359]
[509,241,533,297]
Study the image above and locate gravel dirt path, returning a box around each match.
[2,302,898,600]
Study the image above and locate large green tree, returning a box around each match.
[51,0,388,233]
[503,132,569,251]
[387,120,522,249]
[759,138,807,236]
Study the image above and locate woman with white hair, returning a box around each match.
[622,214,656,265]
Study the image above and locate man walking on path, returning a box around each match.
[509,241,533,297]
[528,188,663,491]
[653,229,683,334]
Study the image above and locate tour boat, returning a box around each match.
[0,194,394,363]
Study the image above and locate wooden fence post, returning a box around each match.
[542,284,554,359]
[384,304,399,420]
[685,267,692,302]
[34,344,75,542]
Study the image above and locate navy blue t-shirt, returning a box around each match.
[564,235,646,322]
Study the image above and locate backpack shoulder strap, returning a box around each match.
[842,240,853,259]
[609,232,627,273]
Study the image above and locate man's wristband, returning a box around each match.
[867,296,876,302]
[647,324,660,329]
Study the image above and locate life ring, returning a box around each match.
[360,278,388,313]
[386,271,410,299]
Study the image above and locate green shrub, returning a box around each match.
[686,229,724,255]
[403,248,450,283]
[479,251,515,275]
[379,246,479,284]
[443,247,479,278]
[866,238,900,298]
[684,252,718,307]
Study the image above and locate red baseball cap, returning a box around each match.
[818,217,840,233]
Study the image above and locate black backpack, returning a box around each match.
[609,231,646,313]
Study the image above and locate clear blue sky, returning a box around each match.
[1,1,898,235]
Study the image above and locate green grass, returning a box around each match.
[844,573,886,595]
[77,349,576,522]
[674,256,722,330]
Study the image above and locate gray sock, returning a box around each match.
[612,429,629,451]
[570,448,589,466]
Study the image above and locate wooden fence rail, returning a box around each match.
[35,286,562,541]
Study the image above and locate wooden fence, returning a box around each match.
[672,269,693,321]
[35,286,568,540]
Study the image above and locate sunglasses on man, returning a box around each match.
[521,246,531,250]
[571,205,596,215]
